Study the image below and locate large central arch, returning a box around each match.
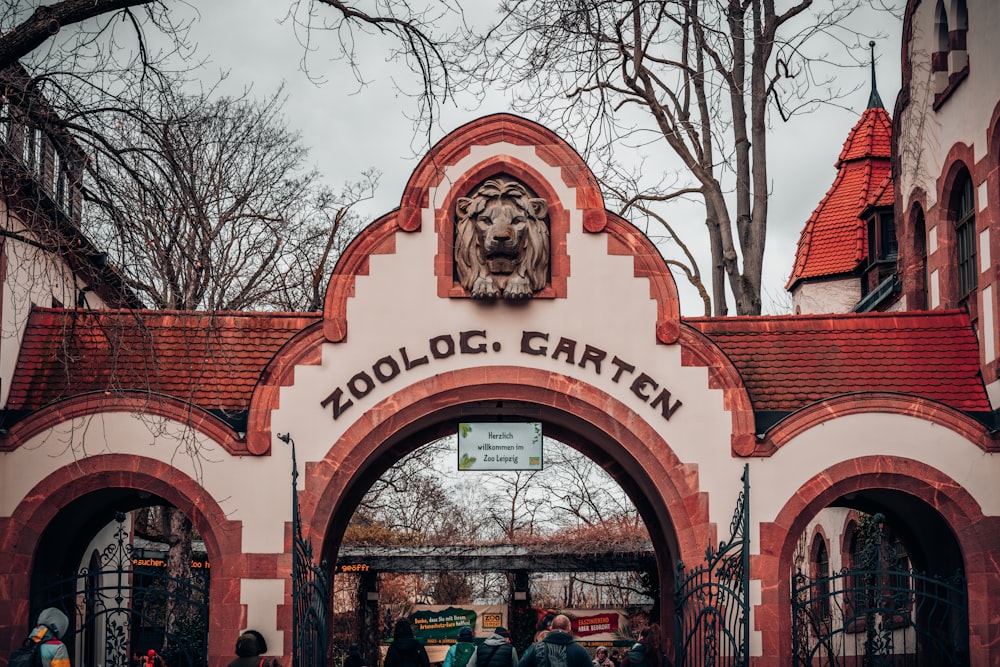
[300,367,715,619]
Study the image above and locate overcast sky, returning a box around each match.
[183,1,904,316]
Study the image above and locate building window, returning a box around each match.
[859,207,898,305]
[866,211,897,265]
[954,172,977,297]
[810,534,831,621]
[913,206,928,309]
[932,0,970,106]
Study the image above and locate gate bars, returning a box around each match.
[674,464,750,667]
[278,433,330,667]
[38,512,209,667]
[791,512,969,666]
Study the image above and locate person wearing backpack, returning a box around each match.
[384,618,429,667]
[443,626,476,667]
[517,615,590,667]
[21,608,70,667]
[619,625,672,667]
[468,627,517,667]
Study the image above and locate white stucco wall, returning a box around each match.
[790,277,862,314]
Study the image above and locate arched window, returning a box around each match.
[953,170,977,297]
[810,534,831,621]
[932,0,970,105]
[913,206,928,310]
[935,0,950,56]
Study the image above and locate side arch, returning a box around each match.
[756,456,1000,666]
[0,455,245,667]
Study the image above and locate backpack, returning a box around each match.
[624,645,647,667]
[453,643,475,667]
[10,638,43,667]
[535,642,567,667]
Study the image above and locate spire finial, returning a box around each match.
[867,40,884,110]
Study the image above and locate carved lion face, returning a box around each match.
[454,178,550,300]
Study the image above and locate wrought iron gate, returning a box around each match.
[37,512,209,667]
[674,464,750,667]
[792,513,968,666]
[279,433,330,667]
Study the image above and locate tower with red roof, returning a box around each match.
[786,53,896,314]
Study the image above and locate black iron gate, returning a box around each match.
[37,512,209,667]
[792,513,968,666]
[674,464,750,667]
[279,433,330,667]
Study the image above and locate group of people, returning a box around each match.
[383,613,671,667]
[384,619,518,667]
[20,607,669,667]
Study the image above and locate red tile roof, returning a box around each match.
[6,308,321,413]
[6,308,990,427]
[865,172,895,211]
[787,107,893,289]
[686,310,991,413]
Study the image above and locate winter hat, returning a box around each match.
[458,626,474,641]
[494,627,511,639]
[235,630,267,657]
[37,608,69,640]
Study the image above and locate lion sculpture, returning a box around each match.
[454,177,550,300]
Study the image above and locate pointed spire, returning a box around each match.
[868,40,884,109]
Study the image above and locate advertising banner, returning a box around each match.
[573,612,620,637]
[559,609,635,648]
[405,605,507,644]
[408,606,477,643]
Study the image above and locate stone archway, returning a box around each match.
[0,454,244,667]
[757,456,1000,667]
[295,367,718,636]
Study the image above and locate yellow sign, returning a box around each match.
[482,613,503,630]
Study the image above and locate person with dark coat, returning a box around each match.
[619,625,672,667]
[469,627,517,667]
[227,630,275,667]
[517,615,591,667]
[343,643,365,667]
[384,618,430,667]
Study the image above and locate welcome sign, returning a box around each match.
[457,422,543,470]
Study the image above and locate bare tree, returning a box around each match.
[347,440,475,544]
[1,1,457,130]
[543,443,643,530]
[470,0,892,315]
[85,86,369,311]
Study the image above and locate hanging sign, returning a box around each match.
[457,422,543,470]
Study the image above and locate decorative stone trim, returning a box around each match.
[676,325,757,456]
[763,392,1000,452]
[0,392,249,454]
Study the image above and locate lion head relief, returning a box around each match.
[454,177,550,300]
